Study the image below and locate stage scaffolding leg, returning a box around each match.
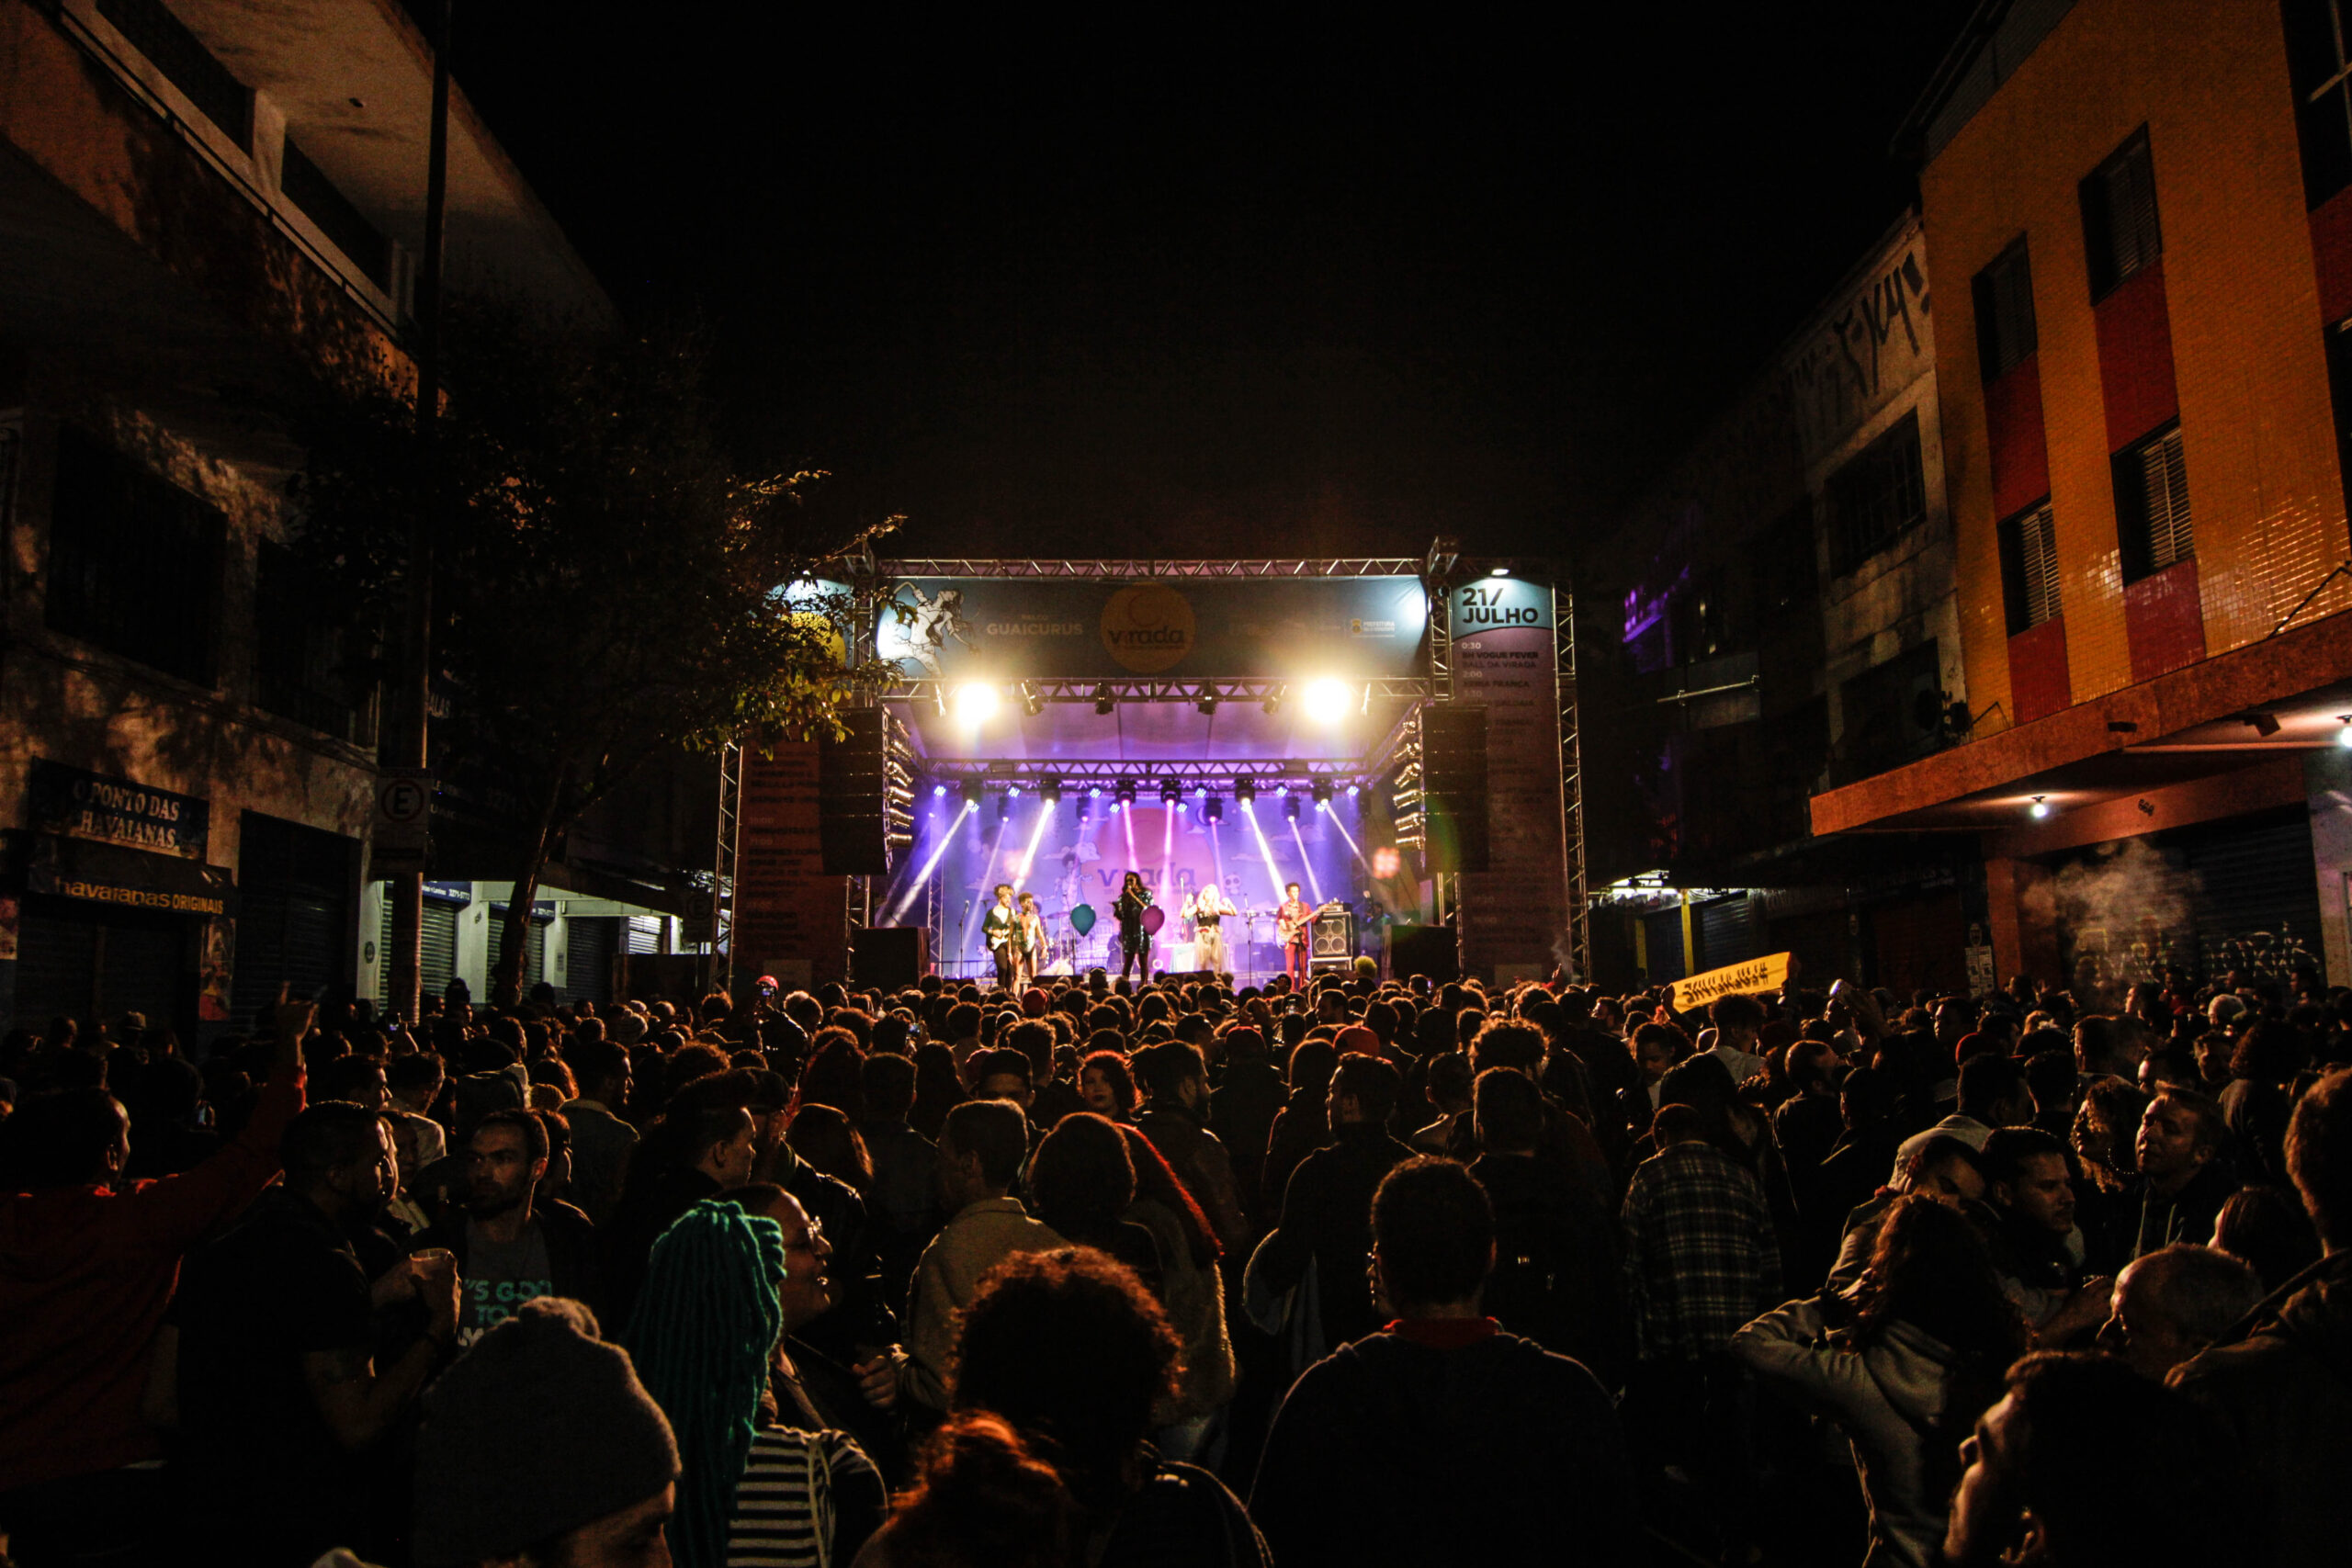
[715,739,743,997]
[1555,582,1591,984]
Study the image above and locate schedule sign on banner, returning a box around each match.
[873,577,1429,681]
[1453,579,1571,980]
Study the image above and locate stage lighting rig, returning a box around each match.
[959,778,985,809]
[1262,685,1283,716]
[1312,780,1333,807]
[1114,779,1137,810]
[1234,777,1256,805]
[1284,792,1302,821]
[1093,683,1116,716]
[1197,688,1220,716]
[1020,682,1046,717]
[1203,795,1224,824]
[1041,776,1062,804]
[1160,779,1182,807]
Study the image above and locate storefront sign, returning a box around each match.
[27,834,237,917]
[1667,951,1792,1013]
[28,761,209,860]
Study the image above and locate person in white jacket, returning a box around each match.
[1734,1195,2028,1568]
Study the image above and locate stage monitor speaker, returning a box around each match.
[1419,705,1490,874]
[1389,922,1459,984]
[1311,908,1356,959]
[854,924,927,990]
[820,710,889,874]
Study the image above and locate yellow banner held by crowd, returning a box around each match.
[1668,952,1792,1014]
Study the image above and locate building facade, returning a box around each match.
[1815,0,2352,997]
[0,0,647,1041]
[1584,214,1981,993]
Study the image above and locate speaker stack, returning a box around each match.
[854,925,929,989]
[1419,705,1490,875]
[819,709,912,874]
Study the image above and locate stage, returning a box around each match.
[719,547,1590,992]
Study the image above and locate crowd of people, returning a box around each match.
[1,953,2347,1567]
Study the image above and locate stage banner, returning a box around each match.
[730,743,848,988]
[873,577,1427,681]
[1453,579,1572,981]
[1668,951,1792,1013]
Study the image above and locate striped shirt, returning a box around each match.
[727,1427,885,1568]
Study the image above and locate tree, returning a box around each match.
[292,307,896,1007]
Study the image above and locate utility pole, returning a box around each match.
[388,0,452,1023]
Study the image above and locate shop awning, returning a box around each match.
[27,835,238,917]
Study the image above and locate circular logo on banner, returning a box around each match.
[1100,583,1194,672]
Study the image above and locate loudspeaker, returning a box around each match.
[854,924,928,989]
[1311,908,1356,959]
[820,710,889,874]
[1389,922,1458,983]
[1420,705,1490,874]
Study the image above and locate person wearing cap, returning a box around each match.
[407,1296,679,1568]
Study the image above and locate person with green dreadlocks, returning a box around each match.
[628,1198,886,1568]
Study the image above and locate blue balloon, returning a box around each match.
[1069,903,1096,936]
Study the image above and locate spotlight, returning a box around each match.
[1262,685,1284,716]
[1197,688,1220,716]
[1489,565,1511,577]
[959,779,984,808]
[1235,777,1256,805]
[1160,779,1182,806]
[932,783,947,797]
[1042,776,1062,804]
[1203,795,1224,824]
[2337,716,2352,750]
[1115,779,1137,809]
[1006,784,1021,798]
[953,682,1000,723]
[1194,784,1208,800]
[1021,682,1046,717]
[1089,784,1103,797]
[1346,783,1362,798]
[2029,795,2052,819]
[1284,792,1302,821]
[1093,683,1115,716]
[1313,780,1333,807]
[1301,678,1352,724]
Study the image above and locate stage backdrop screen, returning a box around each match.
[873,577,1428,681]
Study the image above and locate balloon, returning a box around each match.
[1069,904,1096,936]
[1141,905,1166,935]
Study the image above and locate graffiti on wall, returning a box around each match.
[1787,241,1933,467]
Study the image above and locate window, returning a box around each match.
[2081,130,2162,299]
[97,0,251,148]
[1973,239,2038,384]
[1824,410,1927,576]
[2114,423,2193,582]
[1998,502,2061,636]
[2284,0,2352,209]
[280,140,392,290]
[46,427,222,684]
[254,542,372,743]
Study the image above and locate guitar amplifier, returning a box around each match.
[1311,907,1356,959]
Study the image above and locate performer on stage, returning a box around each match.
[1275,881,1317,988]
[1016,890,1047,987]
[1182,878,1235,976]
[1113,871,1154,984]
[983,883,1018,988]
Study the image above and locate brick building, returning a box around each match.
[1814,0,2352,995]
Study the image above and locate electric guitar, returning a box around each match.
[1276,900,1344,946]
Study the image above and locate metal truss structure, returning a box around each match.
[918,757,1375,790]
[1555,584,1592,983]
[875,558,1425,580]
[880,676,1438,707]
[713,740,743,994]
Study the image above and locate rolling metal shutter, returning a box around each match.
[232,814,356,1022]
[1697,897,1758,970]
[2177,812,2324,986]
[1642,906,1688,984]
[11,901,97,1024]
[11,899,184,1033]
[562,916,616,1003]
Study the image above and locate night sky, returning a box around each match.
[444,4,1980,565]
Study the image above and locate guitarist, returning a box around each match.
[982,883,1018,988]
[1275,882,1319,989]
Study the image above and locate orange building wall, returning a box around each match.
[1920,0,2346,738]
